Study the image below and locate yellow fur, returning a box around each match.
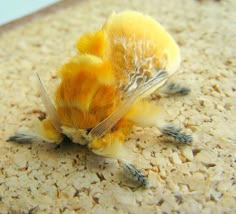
[89,130,125,150]
[89,129,129,159]
[76,11,180,88]
[125,99,162,127]
[36,119,63,143]
[39,11,181,157]
[102,11,181,76]
[77,30,106,57]
[55,54,120,130]
[58,55,115,86]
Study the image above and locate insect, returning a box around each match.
[8,11,192,187]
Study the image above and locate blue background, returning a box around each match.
[0,0,58,25]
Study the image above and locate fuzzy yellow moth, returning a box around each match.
[8,11,192,187]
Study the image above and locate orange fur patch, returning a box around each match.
[57,107,98,129]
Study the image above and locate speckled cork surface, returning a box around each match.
[0,0,235,213]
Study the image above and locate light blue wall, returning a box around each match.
[0,0,58,25]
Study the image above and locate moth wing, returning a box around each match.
[36,73,61,132]
[89,69,167,138]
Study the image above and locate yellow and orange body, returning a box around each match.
[39,11,181,159]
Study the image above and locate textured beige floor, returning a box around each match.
[0,0,235,213]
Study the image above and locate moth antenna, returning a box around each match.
[89,70,167,138]
[36,73,61,133]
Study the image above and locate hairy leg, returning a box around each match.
[122,162,149,188]
[160,125,192,144]
[7,127,62,144]
[7,119,63,144]
[160,82,191,96]
[89,124,150,188]
[125,99,192,144]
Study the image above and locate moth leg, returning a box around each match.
[7,129,61,144]
[160,82,191,96]
[122,162,149,188]
[7,119,63,144]
[90,134,149,188]
[7,128,41,144]
[89,123,150,188]
[160,124,192,144]
[124,100,192,144]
